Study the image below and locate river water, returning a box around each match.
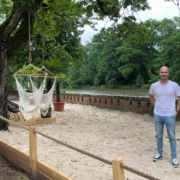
[61,89,149,97]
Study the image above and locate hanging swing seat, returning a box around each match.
[11,11,57,124]
[8,93,56,126]
[8,99,56,126]
[13,64,57,123]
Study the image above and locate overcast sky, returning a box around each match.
[81,0,180,45]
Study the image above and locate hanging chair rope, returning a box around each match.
[28,12,32,64]
[37,4,56,78]
[41,5,45,67]
[33,66,56,77]
[13,8,56,120]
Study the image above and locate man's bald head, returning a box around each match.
[159,66,169,82]
[159,66,169,73]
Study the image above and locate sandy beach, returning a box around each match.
[1,102,180,180]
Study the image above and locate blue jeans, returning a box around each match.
[154,114,177,159]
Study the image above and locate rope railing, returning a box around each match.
[34,129,160,180]
[0,115,28,130]
[120,164,160,180]
[0,115,161,180]
[34,129,112,165]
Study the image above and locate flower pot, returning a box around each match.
[53,102,65,111]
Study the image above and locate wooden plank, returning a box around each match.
[14,73,56,78]
[0,147,31,173]
[38,160,72,180]
[29,126,38,179]
[0,141,30,164]
[37,171,53,180]
[112,158,125,180]
[0,141,72,180]
[0,144,30,173]
[9,117,56,126]
[35,117,56,124]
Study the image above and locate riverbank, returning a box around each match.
[1,102,180,179]
[61,88,149,97]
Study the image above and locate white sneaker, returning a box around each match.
[172,158,179,168]
[153,153,163,162]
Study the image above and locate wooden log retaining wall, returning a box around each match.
[60,93,153,115]
[59,93,180,121]
[8,90,180,120]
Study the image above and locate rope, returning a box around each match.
[33,66,56,78]
[28,12,32,64]
[120,164,160,180]
[35,129,160,180]
[35,129,112,165]
[0,115,28,130]
[0,115,160,180]
[41,6,45,67]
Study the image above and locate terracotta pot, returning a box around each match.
[53,102,65,111]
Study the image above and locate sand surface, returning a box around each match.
[1,103,180,180]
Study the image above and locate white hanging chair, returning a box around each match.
[14,64,56,120]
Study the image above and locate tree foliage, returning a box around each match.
[65,17,180,89]
[0,0,151,129]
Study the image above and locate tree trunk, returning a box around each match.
[56,82,60,102]
[0,40,9,130]
[0,1,43,131]
[47,79,52,93]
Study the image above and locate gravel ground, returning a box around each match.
[0,95,30,180]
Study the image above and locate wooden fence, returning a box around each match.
[0,115,160,180]
[0,116,72,180]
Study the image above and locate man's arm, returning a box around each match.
[176,96,180,112]
[149,93,155,106]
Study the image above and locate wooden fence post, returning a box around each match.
[29,126,37,180]
[112,158,125,180]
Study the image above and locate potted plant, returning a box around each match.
[52,73,66,111]
[45,59,66,111]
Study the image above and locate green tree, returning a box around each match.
[94,27,123,87]
[136,73,144,87]
[68,18,180,89]
[148,17,180,84]
[0,0,151,129]
[68,65,82,88]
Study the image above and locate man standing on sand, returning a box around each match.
[149,66,180,168]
